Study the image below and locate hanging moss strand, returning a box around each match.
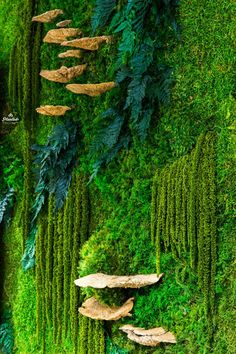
[45,196,54,326]
[62,193,70,339]
[56,208,64,345]
[52,210,58,343]
[151,172,158,245]
[189,134,205,270]
[70,174,82,351]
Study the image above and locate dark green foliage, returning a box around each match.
[90,109,129,180]
[90,0,178,174]
[152,132,217,335]
[0,310,14,354]
[32,122,78,217]
[92,0,117,32]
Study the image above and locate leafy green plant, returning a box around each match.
[0,310,14,354]
[32,121,78,221]
[90,0,178,175]
[92,0,117,32]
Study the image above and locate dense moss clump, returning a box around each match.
[151,132,217,332]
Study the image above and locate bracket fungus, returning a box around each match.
[58,50,82,59]
[61,36,112,51]
[79,297,134,321]
[32,9,63,23]
[36,105,71,116]
[40,65,87,83]
[120,325,177,347]
[66,82,116,97]
[74,273,164,288]
[56,20,72,28]
[43,28,81,44]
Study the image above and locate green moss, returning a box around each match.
[152,133,217,339]
[1,0,235,353]
[45,195,54,326]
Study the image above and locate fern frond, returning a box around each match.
[92,0,117,32]
[0,310,14,354]
[32,121,78,217]
[90,133,130,181]
[91,109,124,154]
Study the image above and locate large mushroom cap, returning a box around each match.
[32,9,63,23]
[79,297,134,321]
[75,273,164,288]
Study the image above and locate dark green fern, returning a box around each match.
[91,0,179,175]
[92,0,117,32]
[0,310,14,354]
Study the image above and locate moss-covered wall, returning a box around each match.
[0,0,235,353]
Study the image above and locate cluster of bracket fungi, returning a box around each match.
[75,273,176,347]
[32,9,115,117]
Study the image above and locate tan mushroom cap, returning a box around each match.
[43,28,82,44]
[58,50,83,59]
[32,9,63,23]
[40,65,87,83]
[120,325,177,347]
[66,82,116,97]
[36,105,72,116]
[74,272,164,288]
[56,20,72,28]
[61,36,112,51]
[79,297,134,321]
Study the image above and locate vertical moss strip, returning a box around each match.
[63,192,70,339]
[52,210,58,343]
[152,132,217,334]
[56,208,64,344]
[151,172,158,245]
[70,174,82,351]
[45,196,54,326]
[189,134,205,269]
